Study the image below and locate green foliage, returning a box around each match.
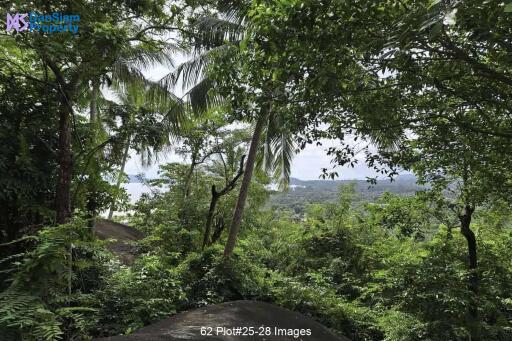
[269,176,424,215]
[2,1,512,341]
[0,218,109,340]
[2,183,512,340]
[364,192,435,239]
[95,254,185,336]
[0,290,63,341]
[0,65,57,244]
[238,187,512,340]
[176,245,266,307]
[129,159,268,255]
[264,271,381,340]
[377,310,427,341]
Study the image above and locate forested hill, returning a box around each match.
[269,174,424,213]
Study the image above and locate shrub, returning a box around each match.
[176,245,266,307]
[94,254,185,336]
[0,218,108,340]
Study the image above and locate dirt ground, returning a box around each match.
[94,300,350,341]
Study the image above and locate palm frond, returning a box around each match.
[158,45,236,116]
[270,129,294,190]
[193,16,246,52]
[159,53,206,92]
[216,0,251,23]
[185,77,225,115]
[113,63,188,134]
[118,43,182,70]
[255,114,295,190]
[362,118,404,152]
[111,61,151,92]
[261,123,275,173]
[159,45,232,92]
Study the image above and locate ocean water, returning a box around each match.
[123,183,152,203]
[101,183,153,219]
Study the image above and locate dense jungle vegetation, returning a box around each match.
[1,0,512,340]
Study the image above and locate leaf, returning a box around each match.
[419,16,440,31]
[240,37,248,52]
[505,2,512,12]
[430,22,443,38]
[428,0,442,9]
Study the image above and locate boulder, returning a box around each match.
[95,300,350,341]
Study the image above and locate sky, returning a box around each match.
[124,139,380,181]
[123,59,381,181]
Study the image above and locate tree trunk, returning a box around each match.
[203,155,245,250]
[49,59,74,225]
[223,114,266,257]
[86,80,101,220]
[459,205,479,340]
[183,152,197,199]
[56,102,73,224]
[203,185,219,249]
[108,135,131,219]
[211,217,226,245]
[90,80,99,125]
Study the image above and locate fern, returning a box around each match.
[0,218,110,340]
[0,289,63,340]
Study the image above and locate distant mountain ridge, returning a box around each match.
[289,173,418,186]
[126,173,423,213]
[127,174,418,184]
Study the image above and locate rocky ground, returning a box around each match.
[95,300,350,341]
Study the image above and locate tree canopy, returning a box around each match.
[1,1,512,340]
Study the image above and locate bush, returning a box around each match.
[0,218,109,340]
[264,271,382,340]
[94,254,185,336]
[176,245,266,307]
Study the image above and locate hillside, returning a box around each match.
[268,174,424,213]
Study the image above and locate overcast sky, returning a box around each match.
[124,138,380,180]
[123,60,381,181]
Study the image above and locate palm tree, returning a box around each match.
[105,80,184,219]
[158,3,297,256]
[75,41,187,219]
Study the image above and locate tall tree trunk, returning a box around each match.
[211,217,226,245]
[56,102,73,224]
[108,135,131,219]
[183,152,197,199]
[203,185,219,249]
[48,60,74,225]
[224,114,266,257]
[86,80,100,222]
[90,80,99,125]
[459,204,479,340]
